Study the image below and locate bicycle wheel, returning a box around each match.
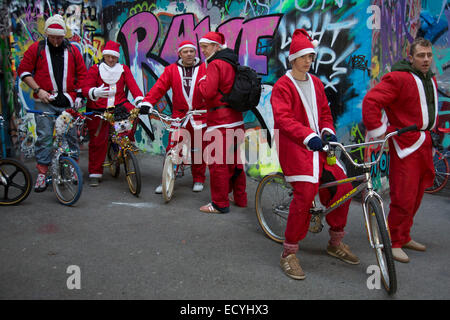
[0,158,32,205]
[106,142,120,178]
[124,149,141,196]
[425,151,448,194]
[366,196,397,295]
[255,172,292,243]
[53,156,83,206]
[162,153,176,203]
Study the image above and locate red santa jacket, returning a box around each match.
[18,40,87,107]
[271,71,336,183]
[197,49,244,132]
[362,71,438,159]
[81,62,143,111]
[142,59,206,129]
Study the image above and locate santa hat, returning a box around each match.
[199,31,227,49]
[103,40,121,58]
[44,14,66,36]
[178,40,197,53]
[288,29,319,62]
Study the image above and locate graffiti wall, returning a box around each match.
[5,0,449,187]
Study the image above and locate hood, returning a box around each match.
[208,48,239,65]
[391,59,434,80]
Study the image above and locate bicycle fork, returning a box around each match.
[362,172,389,249]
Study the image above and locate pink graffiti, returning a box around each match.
[119,12,281,75]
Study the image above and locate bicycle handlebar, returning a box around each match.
[148,109,206,131]
[323,125,419,169]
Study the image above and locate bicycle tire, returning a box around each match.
[366,196,397,295]
[162,153,175,203]
[53,157,83,206]
[106,142,120,178]
[124,149,141,196]
[0,158,32,205]
[425,151,449,194]
[255,172,291,243]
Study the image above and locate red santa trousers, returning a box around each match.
[206,126,247,209]
[387,138,434,248]
[86,106,136,176]
[167,121,206,184]
[284,161,352,245]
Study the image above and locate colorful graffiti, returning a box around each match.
[4,0,449,188]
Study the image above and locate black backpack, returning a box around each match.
[216,58,262,112]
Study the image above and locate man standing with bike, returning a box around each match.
[81,40,144,187]
[197,31,247,214]
[270,29,359,280]
[139,40,207,194]
[362,38,439,263]
[17,14,87,192]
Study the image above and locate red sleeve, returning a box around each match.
[81,65,101,99]
[362,72,401,137]
[72,45,87,91]
[17,42,39,80]
[142,65,173,105]
[123,65,143,99]
[271,80,316,144]
[198,62,221,101]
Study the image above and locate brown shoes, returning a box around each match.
[280,254,306,280]
[392,248,410,263]
[326,242,360,265]
[402,240,426,251]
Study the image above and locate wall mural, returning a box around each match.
[5,0,449,190]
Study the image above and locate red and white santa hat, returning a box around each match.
[199,31,227,49]
[178,40,197,53]
[102,40,121,58]
[288,29,319,62]
[44,14,67,36]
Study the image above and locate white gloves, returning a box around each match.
[74,97,83,110]
[93,84,110,99]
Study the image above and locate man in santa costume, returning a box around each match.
[197,31,247,213]
[81,40,144,186]
[271,29,359,280]
[362,37,438,263]
[139,40,207,193]
[18,14,87,192]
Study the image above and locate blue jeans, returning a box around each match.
[34,102,79,165]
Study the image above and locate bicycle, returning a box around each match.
[0,116,33,205]
[255,125,419,295]
[27,109,87,206]
[93,107,142,196]
[147,108,206,202]
[425,127,449,194]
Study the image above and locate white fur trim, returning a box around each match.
[321,127,335,136]
[99,62,123,85]
[103,49,120,58]
[284,152,319,183]
[392,131,426,159]
[178,44,196,52]
[303,132,319,150]
[46,28,65,36]
[366,122,387,139]
[199,38,227,49]
[288,47,316,62]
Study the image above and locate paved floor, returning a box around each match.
[1,149,449,300]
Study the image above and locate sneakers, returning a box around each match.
[392,248,410,263]
[155,184,162,194]
[34,173,48,193]
[280,254,306,280]
[326,242,360,265]
[192,182,204,192]
[402,240,426,252]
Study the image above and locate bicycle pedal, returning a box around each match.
[308,214,323,233]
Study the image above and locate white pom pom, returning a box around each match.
[312,39,319,48]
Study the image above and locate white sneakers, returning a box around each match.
[155,182,203,194]
[192,182,204,192]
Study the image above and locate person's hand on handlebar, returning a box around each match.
[307,136,323,151]
[322,132,338,143]
[138,102,153,115]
